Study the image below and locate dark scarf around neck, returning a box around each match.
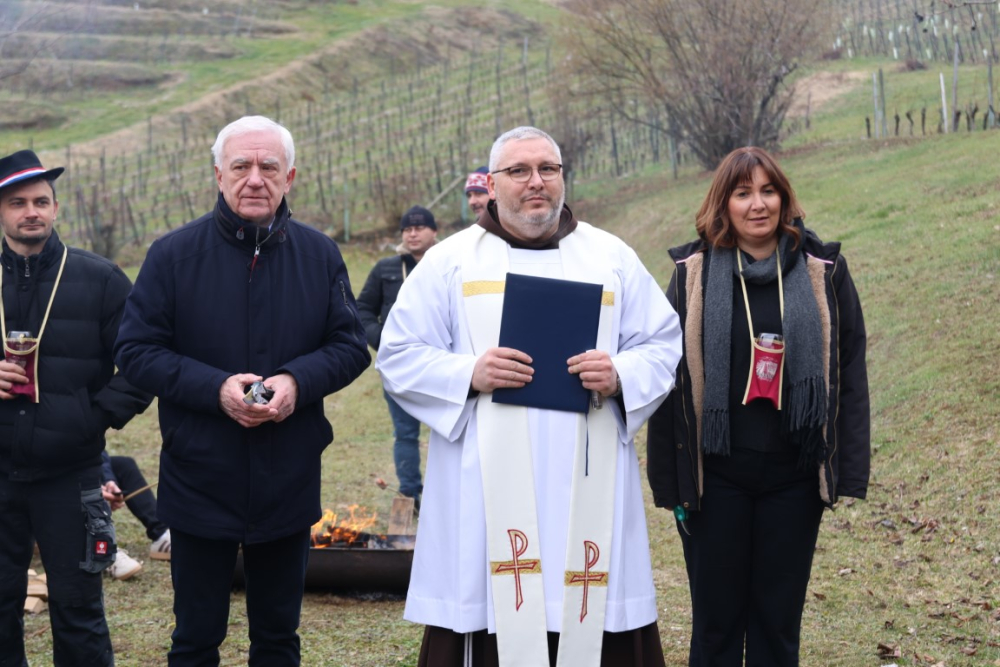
[702,231,828,468]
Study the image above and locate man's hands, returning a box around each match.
[219,372,298,428]
[472,348,534,393]
[0,360,28,400]
[568,350,619,397]
[264,373,298,423]
[102,481,125,511]
[471,348,619,398]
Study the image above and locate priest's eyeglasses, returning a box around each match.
[492,163,563,183]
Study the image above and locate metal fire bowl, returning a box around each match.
[232,535,415,594]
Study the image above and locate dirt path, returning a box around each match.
[788,70,867,118]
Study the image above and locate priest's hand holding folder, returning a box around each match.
[567,349,621,405]
[471,348,535,392]
[471,346,620,403]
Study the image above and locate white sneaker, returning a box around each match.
[109,549,143,581]
[149,529,171,561]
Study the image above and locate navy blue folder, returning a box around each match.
[492,272,603,413]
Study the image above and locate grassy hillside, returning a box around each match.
[1,0,561,148]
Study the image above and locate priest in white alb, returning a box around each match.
[376,126,682,667]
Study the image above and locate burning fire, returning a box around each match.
[311,505,381,548]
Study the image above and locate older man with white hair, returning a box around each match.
[377,126,682,667]
[115,115,370,665]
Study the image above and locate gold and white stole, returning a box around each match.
[460,226,619,667]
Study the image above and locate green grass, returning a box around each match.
[18,31,1000,667]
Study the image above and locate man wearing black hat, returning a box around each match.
[356,205,437,508]
[0,150,152,666]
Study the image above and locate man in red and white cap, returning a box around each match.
[464,166,490,221]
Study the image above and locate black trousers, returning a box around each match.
[679,449,824,667]
[109,456,168,541]
[167,527,310,667]
[0,466,113,667]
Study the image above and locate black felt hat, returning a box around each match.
[0,150,64,193]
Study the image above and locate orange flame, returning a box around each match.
[311,505,380,548]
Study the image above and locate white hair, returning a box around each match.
[211,115,295,170]
[488,126,562,172]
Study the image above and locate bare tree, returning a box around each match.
[561,0,833,169]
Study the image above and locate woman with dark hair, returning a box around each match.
[647,147,871,666]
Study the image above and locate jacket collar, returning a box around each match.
[1,230,65,279]
[213,192,289,252]
[800,223,841,263]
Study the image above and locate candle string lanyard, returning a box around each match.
[737,250,786,409]
[0,247,69,402]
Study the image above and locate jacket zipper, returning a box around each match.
[248,226,274,283]
[248,246,261,282]
[339,280,362,343]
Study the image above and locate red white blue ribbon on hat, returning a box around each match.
[0,167,48,190]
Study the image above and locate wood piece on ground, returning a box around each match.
[27,581,48,600]
[24,596,46,614]
[27,571,48,600]
[388,496,415,536]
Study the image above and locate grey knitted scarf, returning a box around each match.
[702,233,828,468]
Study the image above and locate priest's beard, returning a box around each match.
[497,190,566,241]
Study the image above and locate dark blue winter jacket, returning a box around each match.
[114,194,370,543]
